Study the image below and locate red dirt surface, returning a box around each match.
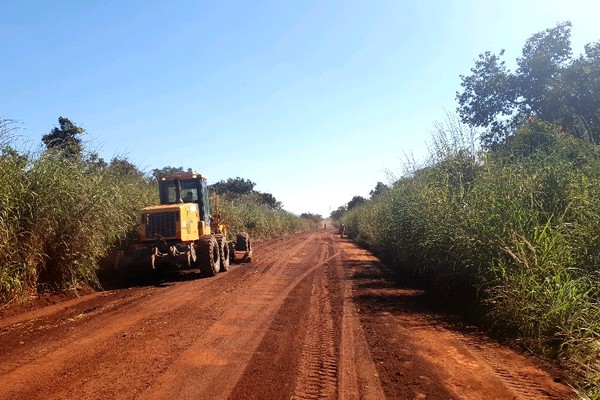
[0,230,575,399]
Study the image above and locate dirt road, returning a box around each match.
[0,230,575,399]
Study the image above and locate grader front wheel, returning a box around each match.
[197,236,221,277]
[187,243,197,267]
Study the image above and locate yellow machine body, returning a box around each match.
[140,203,204,243]
[129,171,251,274]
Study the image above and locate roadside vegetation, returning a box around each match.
[220,195,316,239]
[206,175,318,237]
[336,22,600,397]
[0,118,312,306]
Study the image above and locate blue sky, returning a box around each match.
[1,1,598,216]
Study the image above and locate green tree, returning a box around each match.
[558,41,600,139]
[42,116,85,157]
[209,178,284,209]
[347,195,367,210]
[210,177,256,195]
[108,157,146,180]
[369,182,388,198]
[330,205,347,221]
[457,22,600,146]
[300,212,323,224]
[259,192,283,209]
[151,166,190,180]
[85,152,108,171]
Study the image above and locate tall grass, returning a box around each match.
[341,118,600,397]
[0,148,155,303]
[219,193,314,240]
[0,148,30,299]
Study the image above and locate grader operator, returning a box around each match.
[133,172,252,277]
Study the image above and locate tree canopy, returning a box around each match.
[330,205,347,221]
[347,195,367,210]
[300,212,323,224]
[209,177,282,209]
[330,195,368,220]
[258,192,283,209]
[457,21,600,147]
[210,177,256,195]
[42,116,85,157]
[370,182,388,198]
[151,166,191,180]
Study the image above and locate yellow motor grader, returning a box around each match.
[131,172,252,276]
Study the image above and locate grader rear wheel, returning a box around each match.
[235,232,251,251]
[215,235,230,272]
[228,242,236,264]
[235,232,253,263]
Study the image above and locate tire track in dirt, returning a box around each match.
[0,230,576,399]
[333,235,386,400]
[291,238,338,400]
[0,231,326,400]
[141,231,337,400]
[227,231,345,400]
[340,239,575,400]
[464,341,570,400]
[230,232,386,400]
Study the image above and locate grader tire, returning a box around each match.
[228,242,236,264]
[197,236,221,277]
[235,232,253,263]
[187,243,197,267]
[216,235,230,272]
[235,232,251,251]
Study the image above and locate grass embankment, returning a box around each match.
[341,119,600,397]
[0,146,312,305]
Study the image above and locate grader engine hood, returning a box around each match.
[140,203,201,242]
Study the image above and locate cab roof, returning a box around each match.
[159,171,206,181]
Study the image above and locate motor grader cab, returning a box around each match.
[133,172,252,277]
[155,172,212,235]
